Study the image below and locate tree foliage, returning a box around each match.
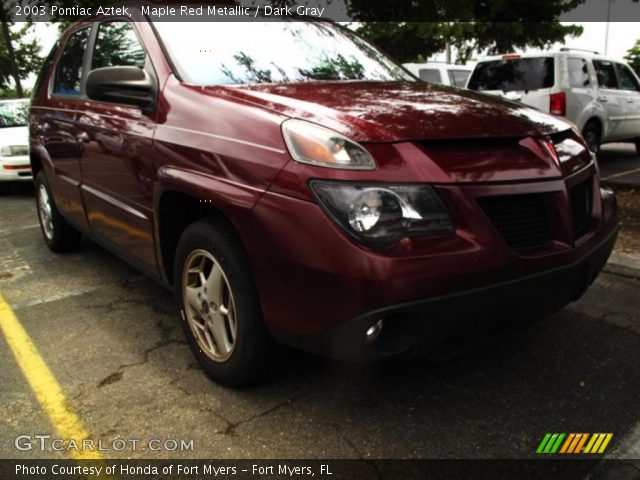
[0,21,42,97]
[357,21,584,64]
[625,39,640,75]
[351,0,586,63]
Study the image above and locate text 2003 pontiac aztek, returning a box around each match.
[30,15,618,385]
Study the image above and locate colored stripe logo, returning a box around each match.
[536,433,613,454]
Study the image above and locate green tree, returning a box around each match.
[0,17,42,97]
[625,39,640,75]
[355,23,449,64]
[349,0,587,64]
[357,21,584,64]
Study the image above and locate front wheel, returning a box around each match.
[34,172,82,252]
[174,218,271,387]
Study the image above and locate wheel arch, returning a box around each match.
[582,116,603,133]
[29,146,53,178]
[154,167,263,286]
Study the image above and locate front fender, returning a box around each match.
[154,166,265,231]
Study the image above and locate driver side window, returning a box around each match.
[617,64,640,91]
[92,21,146,70]
[53,28,90,96]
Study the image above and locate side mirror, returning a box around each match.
[86,66,156,111]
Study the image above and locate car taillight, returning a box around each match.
[550,92,566,116]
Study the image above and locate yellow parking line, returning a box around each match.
[0,291,102,460]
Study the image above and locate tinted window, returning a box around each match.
[153,22,413,85]
[53,28,90,96]
[468,57,554,92]
[448,69,471,87]
[617,64,640,91]
[92,21,146,69]
[419,69,442,83]
[568,58,590,88]
[594,60,618,89]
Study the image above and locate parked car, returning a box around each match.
[468,49,640,154]
[403,62,473,87]
[0,98,31,191]
[30,15,618,386]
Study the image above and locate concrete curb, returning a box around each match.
[605,251,640,280]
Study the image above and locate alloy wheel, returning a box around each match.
[38,184,54,241]
[182,250,237,362]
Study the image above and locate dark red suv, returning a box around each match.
[30,14,618,385]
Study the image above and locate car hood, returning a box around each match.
[0,126,28,147]
[209,81,572,143]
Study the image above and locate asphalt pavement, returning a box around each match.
[599,143,640,188]
[1,146,639,465]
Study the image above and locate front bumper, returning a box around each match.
[243,160,618,359]
[272,226,618,360]
[0,155,32,181]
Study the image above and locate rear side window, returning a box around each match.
[593,60,618,89]
[53,28,90,96]
[617,64,640,91]
[92,21,146,69]
[418,69,442,83]
[568,58,590,88]
[468,57,554,92]
[448,69,471,87]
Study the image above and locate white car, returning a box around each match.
[0,98,31,189]
[403,62,473,88]
[467,49,640,154]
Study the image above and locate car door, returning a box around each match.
[615,62,640,139]
[565,57,599,128]
[30,27,92,231]
[75,19,159,273]
[593,59,627,141]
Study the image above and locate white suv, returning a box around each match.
[468,49,640,155]
[403,62,473,88]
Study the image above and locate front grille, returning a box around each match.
[477,194,553,251]
[569,179,593,239]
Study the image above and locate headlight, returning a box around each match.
[310,181,454,247]
[282,119,375,170]
[0,145,28,156]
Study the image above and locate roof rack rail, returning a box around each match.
[559,47,600,55]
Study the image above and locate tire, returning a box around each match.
[34,171,82,252]
[174,218,271,387]
[582,121,601,155]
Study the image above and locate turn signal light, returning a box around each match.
[3,164,31,170]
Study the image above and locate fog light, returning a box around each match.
[365,319,383,343]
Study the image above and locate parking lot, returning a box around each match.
[1,145,639,462]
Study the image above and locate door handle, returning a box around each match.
[598,96,608,102]
[627,99,635,103]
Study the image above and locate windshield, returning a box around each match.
[0,100,29,128]
[468,57,555,92]
[153,22,414,85]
